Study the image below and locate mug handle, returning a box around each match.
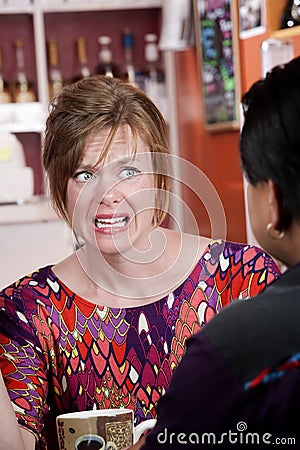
[133,419,157,444]
[106,441,118,450]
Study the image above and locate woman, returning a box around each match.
[0,76,279,450]
[140,57,300,449]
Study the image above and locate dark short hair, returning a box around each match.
[240,56,300,230]
[43,75,171,227]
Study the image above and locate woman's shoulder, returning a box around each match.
[0,265,64,302]
[0,267,65,332]
[170,236,276,280]
[204,238,279,264]
[195,238,280,285]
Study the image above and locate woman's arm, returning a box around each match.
[0,370,35,450]
[20,428,36,450]
[0,279,52,450]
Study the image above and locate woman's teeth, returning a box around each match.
[94,216,129,229]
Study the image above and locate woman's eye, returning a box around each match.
[73,171,96,182]
[120,167,141,179]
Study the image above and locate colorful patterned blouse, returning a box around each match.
[0,240,280,449]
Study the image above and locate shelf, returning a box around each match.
[270,25,300,40]
[0,0,34,13]
[0,196,58,225]
[267,0,300,40]
[0,102,46,133]
[0,0,162,13]
[0,6,33,13]
[0,0,165,216]
[41,0,162,13]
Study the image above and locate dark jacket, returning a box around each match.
[143,265,300,449]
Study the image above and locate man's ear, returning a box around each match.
[266,179,281,231]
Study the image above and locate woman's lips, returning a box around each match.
[94,214,130,233]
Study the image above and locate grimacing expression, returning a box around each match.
[67,126,159,256]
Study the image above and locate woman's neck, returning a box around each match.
[53,229,211,307]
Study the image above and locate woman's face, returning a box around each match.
[67,125,156,257]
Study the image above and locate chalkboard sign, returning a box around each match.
[194,0,241,132]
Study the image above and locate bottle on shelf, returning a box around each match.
[143,33,168,119]
[120,28,141,88]
[280,0,300,28]
[0,45,12,104]
[95,36,119,78]
[47,39,64,99]
[13,39,36,103]
[72,37,90,83]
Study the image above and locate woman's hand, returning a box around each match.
[124,435,146,450]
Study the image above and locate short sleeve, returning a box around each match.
[0,284,50,443]
[193,241,281,327]
[229,244,280,301]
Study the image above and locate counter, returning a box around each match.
[0,197,74,289]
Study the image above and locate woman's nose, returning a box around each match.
[100,181,122,206]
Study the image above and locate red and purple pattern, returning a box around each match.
[245,352,300,390]
[0,240,279,448]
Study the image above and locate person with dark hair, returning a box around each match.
[0,76,279,450]
[138,56,300,449]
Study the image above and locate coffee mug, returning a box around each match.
[56,408,156,450]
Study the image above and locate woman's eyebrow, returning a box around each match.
[78,154,150,172]
[115,154,151,164]
[77,162,97,169]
